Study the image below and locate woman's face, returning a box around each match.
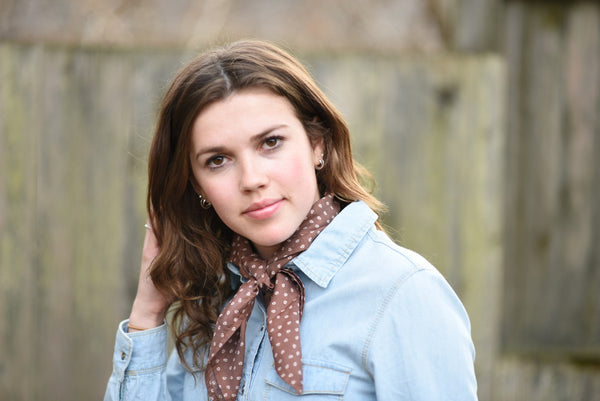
[190,88,324,259]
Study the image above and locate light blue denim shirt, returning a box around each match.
[105,201,477,400]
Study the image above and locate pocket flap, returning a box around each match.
[265,359,351,395]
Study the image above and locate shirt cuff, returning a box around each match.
[111,319,168,378]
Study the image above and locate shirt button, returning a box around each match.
[120,352,126,360]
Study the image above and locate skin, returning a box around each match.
[190,88,324,258]
[129,88,324,330]
[128,220,165,330]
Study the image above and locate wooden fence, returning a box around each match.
[495,2,600,399]
[0,43,504,400]
[1,3,600,400]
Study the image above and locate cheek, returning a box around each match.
[201,180,231,204]
[192,171,231,207]
[203,181,237,224]
[285,158,304,177]
[275,155,317,187]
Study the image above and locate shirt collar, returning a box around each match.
[227,200,378,289]
[291,200,377,287]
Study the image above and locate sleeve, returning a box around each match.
[103,319,178,401]
[367,268,478,401]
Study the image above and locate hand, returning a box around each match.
[128,218,169,331]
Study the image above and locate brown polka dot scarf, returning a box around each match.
[205,194,340,401]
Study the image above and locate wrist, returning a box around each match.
[128,301,166,331]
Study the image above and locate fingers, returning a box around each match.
[141,218,159,269]
[129,218,168,329]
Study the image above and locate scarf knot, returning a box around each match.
[205,194,340,401]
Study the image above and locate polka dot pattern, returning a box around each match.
[204,194,340,400]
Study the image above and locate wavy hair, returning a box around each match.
[146,39,385,372]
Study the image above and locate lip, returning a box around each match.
[243,198,283,220]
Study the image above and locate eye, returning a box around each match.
[206,155,226,169]
[262,136,282,149]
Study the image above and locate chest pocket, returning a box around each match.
[264,360,351,400]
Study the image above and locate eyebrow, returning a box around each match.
[194,124,288,160]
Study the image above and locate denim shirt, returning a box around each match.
[104,201,477,400]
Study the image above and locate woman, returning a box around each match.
[104,40,477,400]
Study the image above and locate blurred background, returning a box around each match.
[0,0,598,400]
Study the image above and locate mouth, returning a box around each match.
[243,198,283,219]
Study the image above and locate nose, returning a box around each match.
[239,155,269,192]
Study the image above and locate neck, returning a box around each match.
[252,242,278,260]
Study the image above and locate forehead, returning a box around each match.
[191,88,301,141]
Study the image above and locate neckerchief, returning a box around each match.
[205,194,340,400]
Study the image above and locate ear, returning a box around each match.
[311,136,325,162]
[189,177,204,198]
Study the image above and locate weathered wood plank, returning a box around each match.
[0,43,43,401]
[563,2,600,351]
[0,44,188,400]
[454,0,503,51]
[494,357,600,401]
[502,1,600,357]
[32,47,132,399]
[0,0,447,53]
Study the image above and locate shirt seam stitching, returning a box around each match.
[124,363,167,376]
[360,265,424,377]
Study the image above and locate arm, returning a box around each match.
[104,219,175,400]
[128,220,169,331]
[104,321,171,401]
[367,268,478,400]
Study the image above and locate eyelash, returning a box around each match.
[205,155,226,169]
[204,135,284,170]
[262,135,283,150]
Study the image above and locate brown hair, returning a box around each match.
[146,39,384,372]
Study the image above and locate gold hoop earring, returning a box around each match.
[199,194,212,209]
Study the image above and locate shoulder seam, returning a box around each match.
[360,265,425,377]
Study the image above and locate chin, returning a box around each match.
[252,236,286,249]
[251,229,294,248]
